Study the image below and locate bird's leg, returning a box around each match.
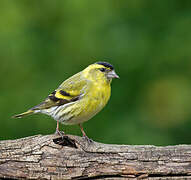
[79,123,86,137]
[55,120,65,138]
[79,123,93,143]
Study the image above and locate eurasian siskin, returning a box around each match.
[13,62,119,140]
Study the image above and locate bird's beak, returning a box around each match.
[107,70,120,79]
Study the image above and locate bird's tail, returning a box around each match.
[12,110,34,118]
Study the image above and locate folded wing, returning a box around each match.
[31,72,88,110]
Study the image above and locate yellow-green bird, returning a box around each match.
[13,62,119,140]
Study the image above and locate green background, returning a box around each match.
[1,1,191,145]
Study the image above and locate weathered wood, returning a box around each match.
[0,134,191,179]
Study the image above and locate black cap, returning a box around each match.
[96,61,114,70]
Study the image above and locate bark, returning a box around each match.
[0,134,191,179]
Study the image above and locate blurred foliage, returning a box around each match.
[1,0,191,145]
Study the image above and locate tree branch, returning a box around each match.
[0,134,191,179]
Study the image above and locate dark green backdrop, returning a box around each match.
[1,1,191,145]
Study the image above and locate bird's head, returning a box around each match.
[83,62,119,83]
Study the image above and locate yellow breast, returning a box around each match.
[63,81,111,125]
[80,81,111,121]
[90,82,111,108]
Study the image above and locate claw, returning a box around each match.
[55,129,65,136]
[55,120,65,138]
[79,124,93,143]
[83,135,94,144]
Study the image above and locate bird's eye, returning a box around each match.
[99,68,106,72]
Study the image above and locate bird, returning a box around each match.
[13,61,119,140]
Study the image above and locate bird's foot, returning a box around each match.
[54,129,65,138]
[82,135,94,144]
